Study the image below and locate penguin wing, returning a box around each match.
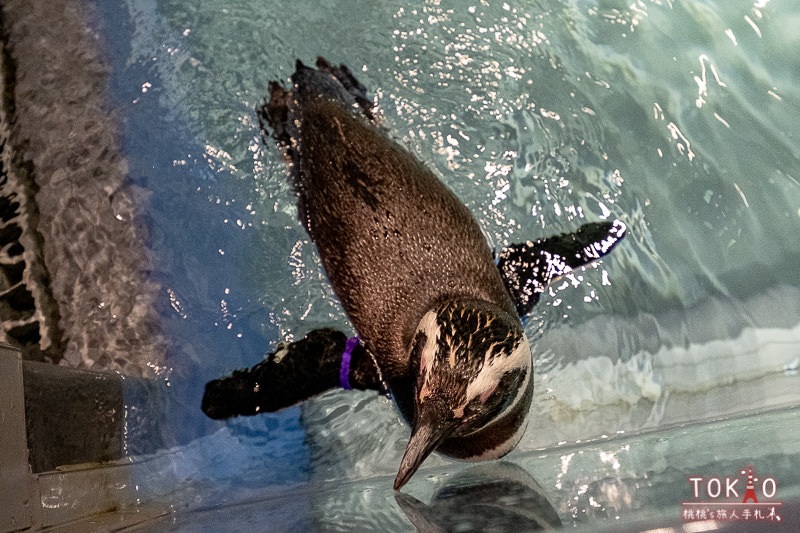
[201,329,383,419]
[497,220,627,317]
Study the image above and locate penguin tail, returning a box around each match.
[257,57,376,150]
[312,57,375,121]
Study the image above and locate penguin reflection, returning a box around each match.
[394,462,562,532]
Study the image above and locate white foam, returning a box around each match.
[540,320,800,415]
[542,351,662,412]
[654,323,800,392]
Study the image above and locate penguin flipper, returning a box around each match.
[497,219,626,317]
[201,328,382,420]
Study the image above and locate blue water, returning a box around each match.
[92,0,800,528]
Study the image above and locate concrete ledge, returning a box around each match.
[1,344,169,532]
[21,360,167,474]
[0,344,33,532]
[22,361,124,473]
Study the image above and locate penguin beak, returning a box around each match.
[394,401,456,490]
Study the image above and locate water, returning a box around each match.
[90,0,799,529]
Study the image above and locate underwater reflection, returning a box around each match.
[395,462,561,532]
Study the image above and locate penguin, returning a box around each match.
[202,58,626,490]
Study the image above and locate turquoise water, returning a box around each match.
[95,0,800,529]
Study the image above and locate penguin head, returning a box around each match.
[394,299,533,490]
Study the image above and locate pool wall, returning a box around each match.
[0,1,179,529]
[0,0,165,377]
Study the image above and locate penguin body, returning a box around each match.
[266,59,517,381]
[203,58,627,490]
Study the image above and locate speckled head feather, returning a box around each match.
[394,299,533,489]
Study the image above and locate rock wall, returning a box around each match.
[0,0,164,376]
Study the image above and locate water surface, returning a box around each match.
[95,0,800,528]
